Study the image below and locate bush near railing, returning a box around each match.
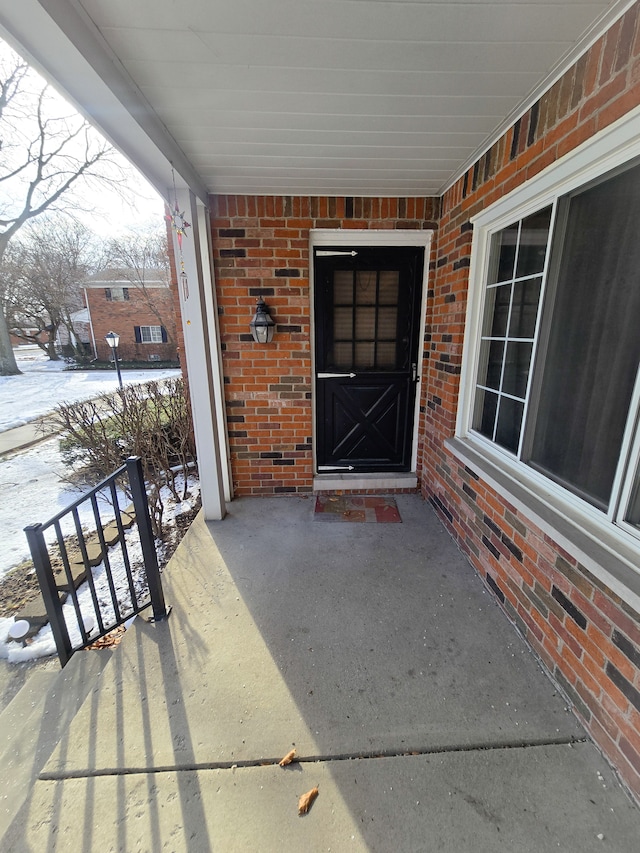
[45,377,196,538]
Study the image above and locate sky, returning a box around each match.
[0,37,167,239]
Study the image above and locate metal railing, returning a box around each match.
[24,456,168,667]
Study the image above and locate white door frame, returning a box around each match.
[309,229,433,490]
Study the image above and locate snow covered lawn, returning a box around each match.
[0,347,180,431]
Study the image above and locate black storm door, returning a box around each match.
[314,245,424,473]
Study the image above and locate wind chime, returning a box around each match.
[166,169,191,300]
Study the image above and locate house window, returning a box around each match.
[467,158,640,546]
[135,325,165,344]
[105,287,129,302]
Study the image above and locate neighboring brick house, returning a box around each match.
[83,270,178,363]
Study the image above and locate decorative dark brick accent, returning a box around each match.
[551,586,587,630]
[462,482,477,502]
[510,118,521,160]
[606,662,640,713]
[219,228,246,237]
[612,630,640,669]
[486,573,505,603]
[483,515,502,537]
[527,101,540,146]
[220,248,246,258]
[275,268,301,277]
[249,287,274,296]
[453,258,471,270]
[430,494,453,523]
[501,532,523,562]
[482,535,501,561]
[260,452,282,459]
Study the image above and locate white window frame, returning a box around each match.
[452,104,640,611]
[140,325,163,343]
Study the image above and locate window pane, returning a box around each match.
[487,284,511,337]
[496,397,524,453]
[509,277,542,338]
[376,342,396,369]
[356,270,377,304]
[530,164,640,508]
[377,307,398,340]
[477,339,505,390]
[502,342,533,398]
[515,207,552,277]
[487,223,518,284]
[334,307,352,340]
[625,468,640,528]
[332,342,351,367]
[474,388,498,440]
[333,271,352,303]
[355,306,376,339]
[355,341,375,369]
[378,271,399,304]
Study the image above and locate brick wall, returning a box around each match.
[422,2,640,798]
[87,285,178,363]
[209,196,439,496]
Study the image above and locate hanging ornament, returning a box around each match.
[166,202,191,250]
[167,166,192,301]
[179,266,189,301]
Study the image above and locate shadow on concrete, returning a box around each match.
[3,495,638,851]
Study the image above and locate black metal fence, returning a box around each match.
[24,456,168,667]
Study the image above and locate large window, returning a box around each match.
[469,159,640,542]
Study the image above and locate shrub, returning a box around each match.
[47,377,196,537]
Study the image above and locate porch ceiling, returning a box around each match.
[0,1,629,199]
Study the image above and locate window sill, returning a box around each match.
[446,436,640,614]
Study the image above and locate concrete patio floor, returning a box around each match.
[3,494,638,851]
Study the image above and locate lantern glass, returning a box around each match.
[250,299,275,343]
[105,331,120,349]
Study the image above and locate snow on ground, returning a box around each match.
[0,348,181,577]
[0,347,180,430]
[0,346,193,662]
[0,437,115,579]
[0,477,199,663]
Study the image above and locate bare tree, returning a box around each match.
[3,216,98,358]
[0,41,124,375]
[106,224,175,341]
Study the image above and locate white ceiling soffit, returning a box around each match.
[0,1,634,199]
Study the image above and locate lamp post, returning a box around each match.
[105,331,124,390]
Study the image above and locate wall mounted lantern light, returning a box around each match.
[105,330,124,390]
[250,297,275,344]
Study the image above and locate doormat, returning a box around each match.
[313,495,402,523]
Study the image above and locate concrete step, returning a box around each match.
[0,649,113,842]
